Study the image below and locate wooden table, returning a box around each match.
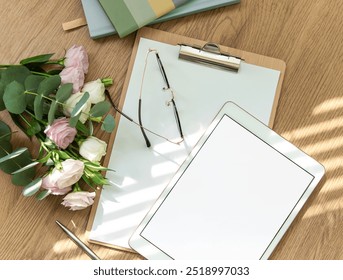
[0,0,342,260]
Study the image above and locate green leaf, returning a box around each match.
[101,114,115,133]
[3,81,27,114]
[76,121,91,136]
[1,65,31,86]
[33,94,43,120]
[20,53,54,65]
[24,75,45,92]
[56,83,72,102]
[36,152,51,163]
[88,119,94,136]
[57,150,70,160]
[26,118,41,136]
[0,121,11,141]
[11,161,39,175]
[82,175,96,189]
[9,113,30,138]
[37,75,61,96]
[46,69,62,75]
[12,166,35,186]
[36,189,51,200]
[25,75,45,108]
[22,178,42,197]
[0,148,32,174]
[89,101,111,118]
[71,92,89,117]
[69,114,80,128]
[0,81,6,111]
[48,100,58,124]
[0,132,13,142]
[0,141,12,159]
[85,162,115,172]
[0,147,27,164]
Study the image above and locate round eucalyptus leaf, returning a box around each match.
[1,65,31,86]
[22,177,42,197]
[37,75,61,96]
[56,83,72,103]
[25,75,45,108]
[24,75,45,92]
[101,114,115,133]
[3,81,27,114]
[90,101,111,118]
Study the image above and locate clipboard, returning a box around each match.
[86,27,286,252]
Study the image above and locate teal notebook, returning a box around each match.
[81,0,240,39]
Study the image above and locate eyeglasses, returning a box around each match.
[106,48,184,148]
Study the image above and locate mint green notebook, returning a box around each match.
[98,0,189,38]
[81,0,240,39]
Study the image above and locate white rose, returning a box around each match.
[50,159,84,189]
[79,136,107,162]
[61,191,96,211]
[82,79,105,104]
[64,91,92,123]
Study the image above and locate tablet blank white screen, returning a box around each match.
[140,115,314,259]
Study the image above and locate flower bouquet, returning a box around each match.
[0,45,115,210]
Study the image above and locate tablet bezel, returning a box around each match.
[129,101,325,260]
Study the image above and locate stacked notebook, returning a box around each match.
[81,0,240,39]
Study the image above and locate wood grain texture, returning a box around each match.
[0,0,342,260]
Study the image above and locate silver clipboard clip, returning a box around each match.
[178,43,242,72]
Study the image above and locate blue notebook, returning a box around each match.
[81,0,240,39]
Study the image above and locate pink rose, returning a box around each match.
[42,159,84,195]
[64,45,89,74]
[60,66,85,93]
[42,175,72,195]
[61,191,96,210]
[44,117,77,149]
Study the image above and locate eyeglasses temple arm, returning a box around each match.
[138,99,151,147]
[170,99,184,139]
[155,52,170,89]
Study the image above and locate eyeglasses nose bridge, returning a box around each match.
[163,87,175,99]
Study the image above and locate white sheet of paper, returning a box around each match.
[89,38,280,249]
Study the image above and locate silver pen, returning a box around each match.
[56,220,101,260]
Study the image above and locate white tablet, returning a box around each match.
[129,102,325,260]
